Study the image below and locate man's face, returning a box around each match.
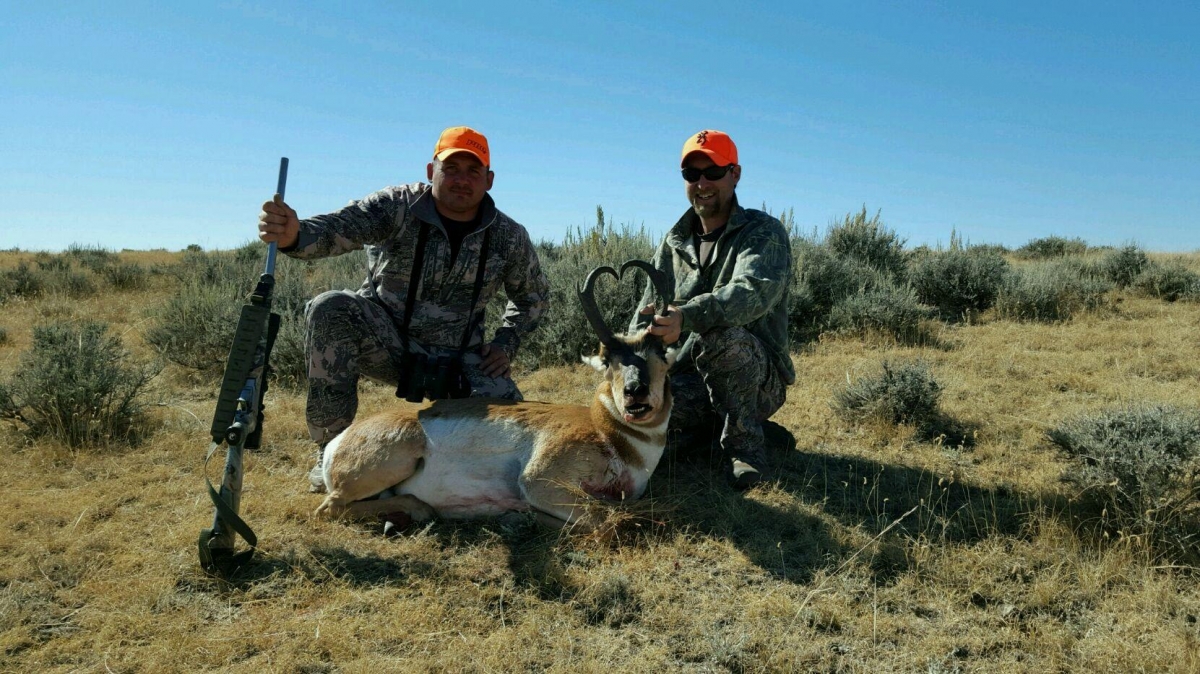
[427,152,493,218]
[683,152,740,223]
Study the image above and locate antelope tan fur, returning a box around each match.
[315,261,676,531]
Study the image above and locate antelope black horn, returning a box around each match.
[578,265,619,347]
[620,259,673,317]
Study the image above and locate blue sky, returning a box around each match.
[3,1,1197,252]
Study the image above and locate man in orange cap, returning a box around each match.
[631,130,794,489]
[258,126,550,492]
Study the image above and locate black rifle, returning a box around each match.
[198,157,288,575]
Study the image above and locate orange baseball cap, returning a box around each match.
[681,129,738,167]
[434,126,490,167]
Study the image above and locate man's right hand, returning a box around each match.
[258,193,299,248]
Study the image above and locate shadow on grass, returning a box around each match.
[192,543,441,590]
[642,425,1054,586]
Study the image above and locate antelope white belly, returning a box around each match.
[398,415,537,518]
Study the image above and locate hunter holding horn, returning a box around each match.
[258,126,550,492]
[633,130,795,489]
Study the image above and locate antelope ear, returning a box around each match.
[581,354,605,372]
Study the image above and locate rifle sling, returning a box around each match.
[459,225,492,357]
[399,220,430,348]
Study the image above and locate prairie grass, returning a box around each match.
[1,248,1199,671]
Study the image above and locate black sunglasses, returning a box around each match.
[681,164,736,183]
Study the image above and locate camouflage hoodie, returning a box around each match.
[631,198,795,384]
[283,182,549,360]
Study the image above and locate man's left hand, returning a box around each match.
[641,303,684,345]
[479,342,511,379]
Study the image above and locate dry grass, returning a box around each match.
[2,251,1200,671]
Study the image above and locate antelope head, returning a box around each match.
[579,260,677,425]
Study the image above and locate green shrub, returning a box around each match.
[1134,261,1200,302]
[46,269,97,297]
[826,283,932,344]
[1049,404,1200,557]
[494,217,655,368]
[835,360,942,428]
[995,261,1112,322]
[145,281,242,373]
[102,262,149,290]
[16,259,96,298]
[789,239,886,342]
[0,326,8,345]
[34,253,71,273]
[146,248,368,387]
[1015,236,1088,259]
[2,263,45,300]
[260,270,323,388]
[146,248,263,374]
[233,240,268,264]
[825,207,908,279]
[1098,245,1149,289]
[967,243,1010,257]
[0,263,34,299]
[0,321,157,447]
[793,239,885,312]
[909,248,1009,320]
[170,247,261,287]
[65,244,117,272]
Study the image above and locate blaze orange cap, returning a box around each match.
[433,126,490,167]
[681,129,738,167]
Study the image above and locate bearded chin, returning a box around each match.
[692,199,717,217]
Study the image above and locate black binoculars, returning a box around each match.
[395,352,470,403]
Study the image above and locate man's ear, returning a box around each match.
[485,170,494,191]
[426,162,435,181]
[730,164,741,188]
[581,354,605,372]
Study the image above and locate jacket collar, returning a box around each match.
[410,184,500,231]
[665,195,744,250]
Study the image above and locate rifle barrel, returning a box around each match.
[265,157,289,276]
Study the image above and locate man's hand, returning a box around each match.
[479,342,511,379]
[640,303,683,345]
[258,193,300,248]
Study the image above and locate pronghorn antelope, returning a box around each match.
[315,260,676,531]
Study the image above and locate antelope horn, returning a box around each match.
[577,265,620,348]
[620,259,674,317]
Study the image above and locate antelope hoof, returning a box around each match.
[380,511,414,537]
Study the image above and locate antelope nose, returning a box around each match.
[624,382,648,398]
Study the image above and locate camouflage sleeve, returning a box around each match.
[677,221,791,334]
[283,187,406,260]
[491,227,550,361]
[628,240,672,333]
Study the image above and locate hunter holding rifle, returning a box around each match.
[258,126,550,492]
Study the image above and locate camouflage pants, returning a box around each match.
[304,290,522,444]
[669,326,787,463]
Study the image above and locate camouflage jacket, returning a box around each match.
[631,198,795,384]
[283,182,549,360]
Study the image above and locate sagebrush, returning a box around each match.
[0,321,157,447]
[908,248,1009,320]
[834,360,942,428]
[1049,403,1200,560]
[995,261,1112,322]
[1015,236,1088,259]
[1134,261,1199,302]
